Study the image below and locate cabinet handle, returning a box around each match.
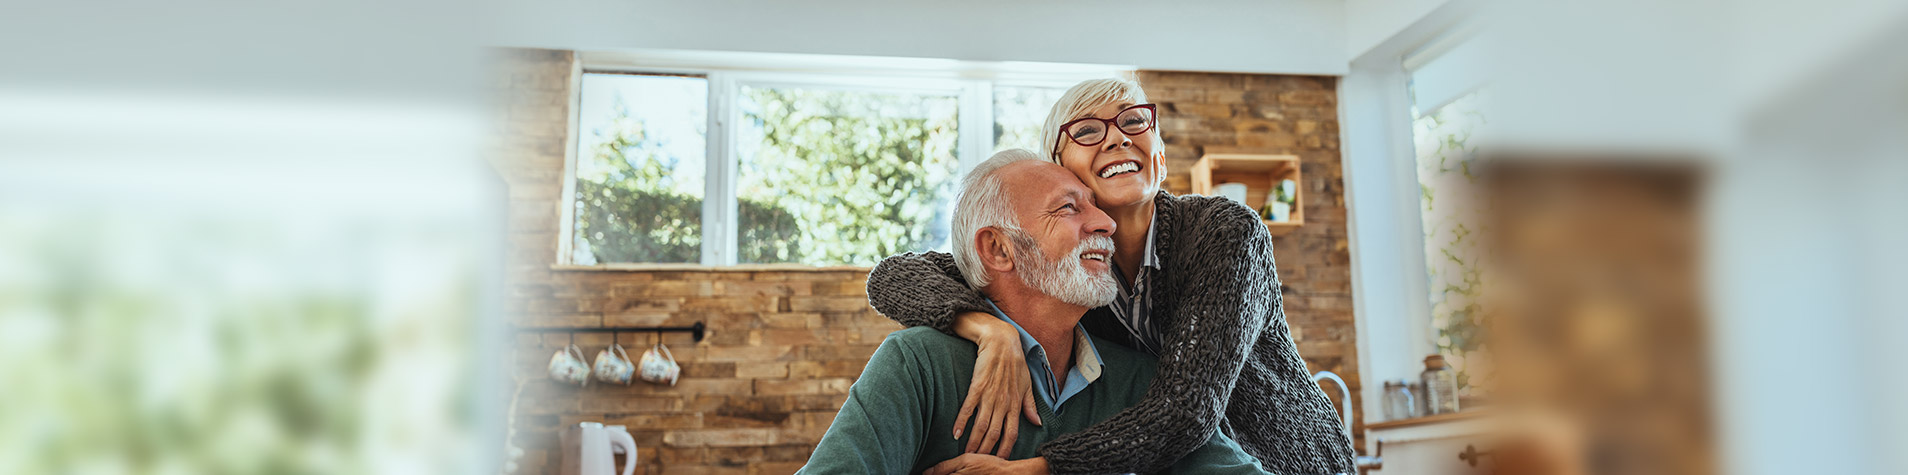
[1457,443,1493,468]
[1354,439,1384,474]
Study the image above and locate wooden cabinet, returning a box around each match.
[1188,153,1303,235]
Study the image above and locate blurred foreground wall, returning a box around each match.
[0,1,498,473]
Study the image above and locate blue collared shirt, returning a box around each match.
[983,299,1105,413]
[1107,211,1165,356]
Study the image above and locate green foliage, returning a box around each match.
[0,212,478,474]
[992,86,1065,153]
[1413,92,1489,389]
[736,87,959,266]
[574,87,957,266]
[574,99,704,263]
[737,197,802,263]
[576,183,701,263]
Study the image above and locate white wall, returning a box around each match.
[1340,2,1908,473]
[1340,55,1435,439]
[1343,0,1453,59]
[1710,10,1908,475]
[1727,0,1908,109]
[479,0,1350,75]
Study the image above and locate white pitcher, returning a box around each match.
[574,422,636,475]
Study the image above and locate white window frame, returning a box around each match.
[558,49,1127,268]
[1339,0,1482,453]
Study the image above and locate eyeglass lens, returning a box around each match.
[1066,106,1155,146]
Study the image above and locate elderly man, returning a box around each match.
[797,150,1268,475]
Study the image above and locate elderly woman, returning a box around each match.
[867,78,1355,475]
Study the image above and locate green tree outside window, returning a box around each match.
[571,74,963,267]
[1412,91,1488,390]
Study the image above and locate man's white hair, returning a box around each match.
[952,149,1045,289]
[1039,77,1160,163]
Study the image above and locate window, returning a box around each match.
[734,85,962,265]
[563,61,1103,267]
[1406,31,1489,390]
[1409,90,1485,389]
[571,73,708,265]
[992,85,1067,153]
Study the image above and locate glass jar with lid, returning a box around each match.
[1420,354,1460,415]
[1382,379,1417,421]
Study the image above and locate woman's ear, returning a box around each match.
[1151,147,1170,188]
[976,227,1017,275]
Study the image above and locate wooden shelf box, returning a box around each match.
[1190,153,1304,236]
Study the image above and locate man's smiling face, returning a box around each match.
[993,161,1118,308]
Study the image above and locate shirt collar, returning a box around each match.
[1140,208,1161,269]
[982,299,1103,385]
[1071,321,1102,382]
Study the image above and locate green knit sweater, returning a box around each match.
[798,327,1268,475]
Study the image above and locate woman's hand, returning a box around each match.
[924,454,1049,475]
[949,311,1042,457]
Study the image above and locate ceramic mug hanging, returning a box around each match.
[637,343,680,386]
[592,343,635,385]
[547,344,590,387]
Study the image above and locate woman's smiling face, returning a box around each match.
[1054,101,1166,209]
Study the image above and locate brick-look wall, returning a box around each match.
[491,49,1361,475]
[492,49,882,475]
[1135,71,1364,447]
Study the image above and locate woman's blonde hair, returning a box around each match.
[1039,77,1162,164]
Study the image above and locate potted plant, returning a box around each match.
[1261,179,1296,222]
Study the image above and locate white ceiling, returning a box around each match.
[479,0,1355,75]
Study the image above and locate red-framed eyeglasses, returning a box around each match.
[1053,104,1158,155]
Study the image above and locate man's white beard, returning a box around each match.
[1014,234,1119,308]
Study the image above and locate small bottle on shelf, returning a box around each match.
[1382,379,1417,421]
[1420,354,1460,415]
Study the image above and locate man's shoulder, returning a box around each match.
[877,327,979,361]
[883,326,966,346]
[863,327,978,395]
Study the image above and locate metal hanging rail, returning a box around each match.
[510,321,706,343]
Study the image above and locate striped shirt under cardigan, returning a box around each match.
[1108,211,1164,356]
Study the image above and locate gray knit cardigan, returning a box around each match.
[865,191,1356,475]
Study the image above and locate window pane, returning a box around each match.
[1409,89,1487,389]
[736,86,961,266]
[571,73,707,264]
[992,86,1066,154]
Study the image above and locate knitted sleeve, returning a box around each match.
[864,251,994,335]
[1036,203,1278,475]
